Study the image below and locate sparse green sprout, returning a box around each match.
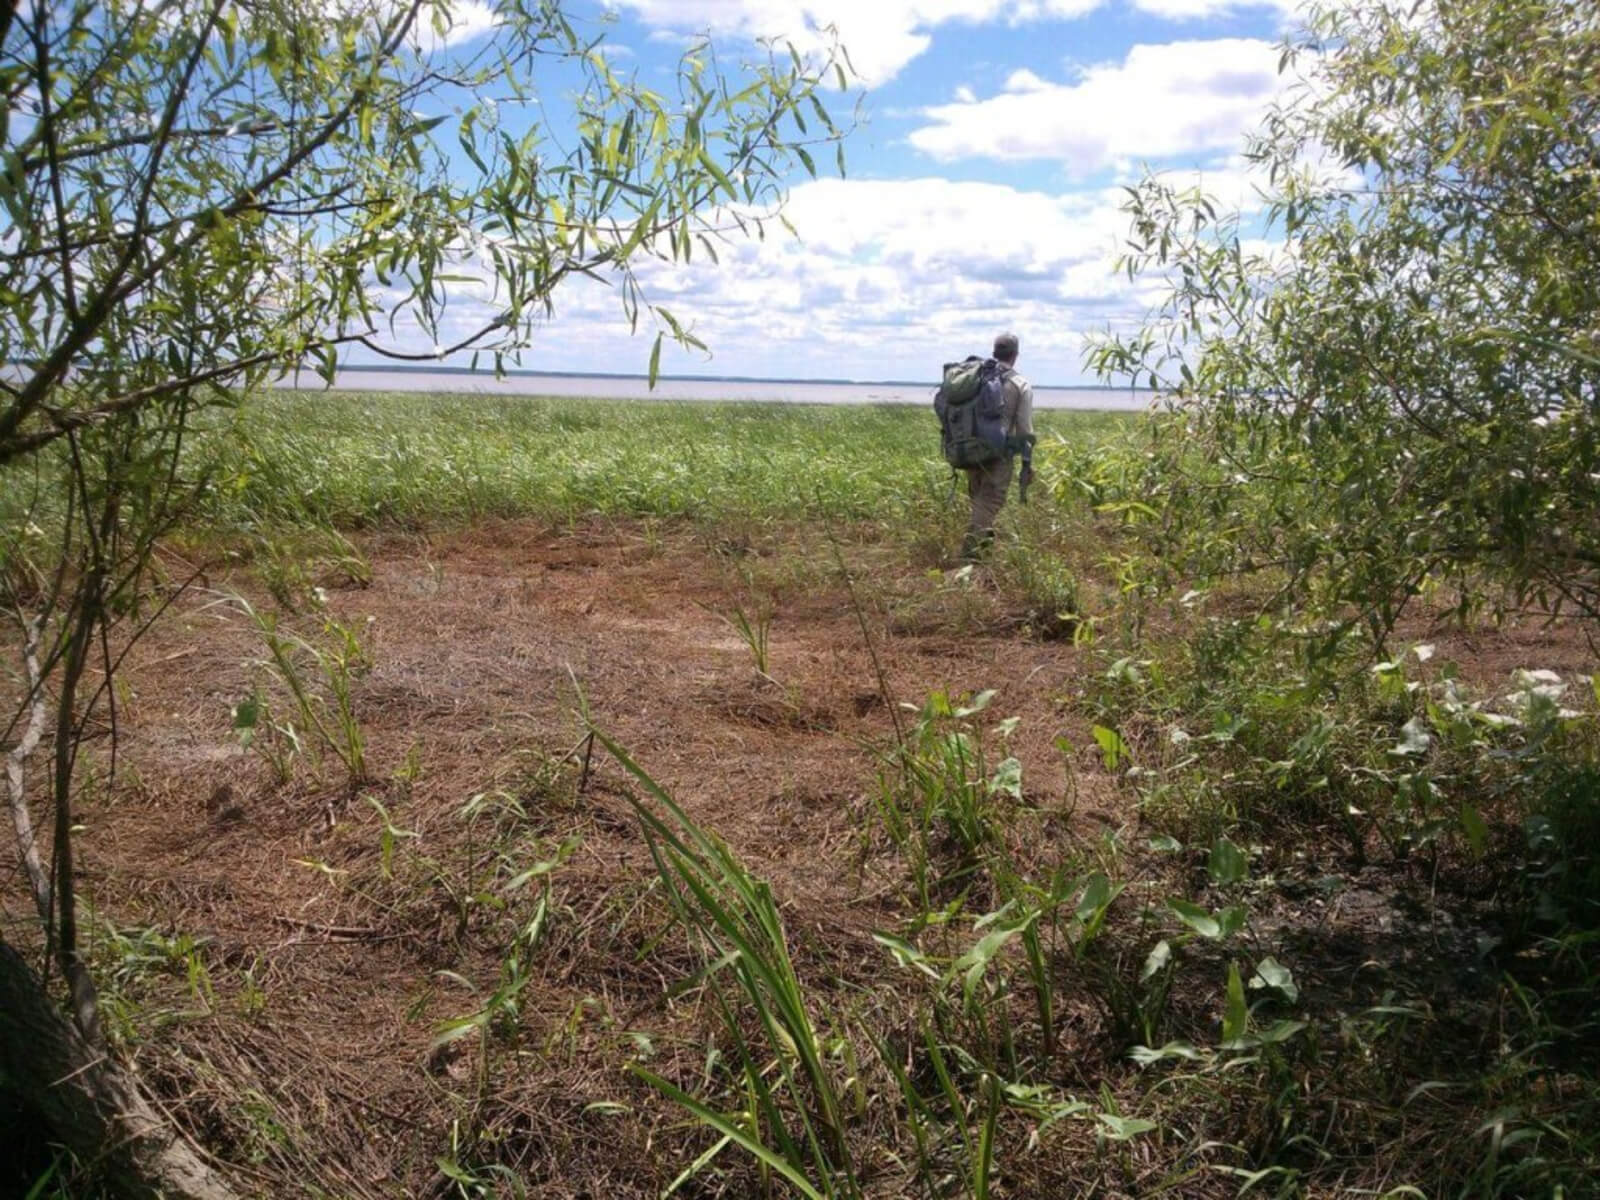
[233,594,372,785]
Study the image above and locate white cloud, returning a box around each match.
[1136,154,1270,213]
[517,176,1162,381]
[339,10,1333,381]
[364,175,1168,380]
[1131,0,1299,20]
[293,0,500,51]
[645,28,699,46]
[408,0,499,50]
[909,38,1287,169]
[605,0,1108,86]
[774,177,1126,271]
[1002,68,1050,93]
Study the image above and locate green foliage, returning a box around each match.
[231,685,303,784]
[726,599,775,677]
[195,389,1122,535]
[595,727,862,1199]
[233,594,373,784]
[703,583,777,679]
[1090,0,1600,634]
[992,538,1083,640]
[1087,606,1600,869]
[91,923,215,1046]
[430,826,578,1142]
[0,1,855,467]
[244,526,372,611]
[874,689,1025,907]
[600,719,1178,1198]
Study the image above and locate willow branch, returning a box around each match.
[5,617,52,928]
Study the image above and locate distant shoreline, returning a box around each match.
[316,362,1144,392]
[275,367,1158,412]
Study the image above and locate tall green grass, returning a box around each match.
[205,389,1131,532]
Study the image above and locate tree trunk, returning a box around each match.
[0,939,239,1200]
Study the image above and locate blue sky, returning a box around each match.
[421,0,1313,384]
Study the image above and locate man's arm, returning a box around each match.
[1015,378,1035,462]
[1013,376,1036,500]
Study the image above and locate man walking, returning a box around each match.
[962,331,1035,560]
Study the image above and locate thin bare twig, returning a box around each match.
[270,916,384,940]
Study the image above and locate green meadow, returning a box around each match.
[211,388,1130,530]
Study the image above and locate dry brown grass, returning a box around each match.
[4,517,1596,1197]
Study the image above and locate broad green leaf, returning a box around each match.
[232,694,260,731]
[436,1158,477,1184]
[953,689,996,718]
[697,146,735,200]
[1129,1040,1202,1066]
[873,931,939,979]
[1215,906,1247,939]
[1076,873,1113,923]
[1221,961,1248,1045]
[1097,1113,1157,1140]
[1391,717,1432,758]
[431,1015,487,1049]
[1253,1019,1307,1045]
[954,915,1036,1008]
[505,836,579,890]
[1207,837,1249,885]
[1249,956,1299,1004]
[1460,803,1489,857]
[1169,898,1220,939]
[1091,725,1129,771]
[989,756,1023,799]
[1141,939,1172,983]
[631,1066,827,1200]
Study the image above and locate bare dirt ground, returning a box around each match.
[10,519,1597,1197]
[54,520,1110,1196]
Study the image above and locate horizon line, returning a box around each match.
[325,362,1146,392]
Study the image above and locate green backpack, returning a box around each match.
[933,356,1009,468]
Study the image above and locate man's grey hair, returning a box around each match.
[993,332,1020,362]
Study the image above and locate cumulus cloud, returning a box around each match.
[604,0,1108,85]
[1131,0,1301,20]
[290,0,500,50]
[520,176,1165,380]
[1135,154,1271,213]
[909,38,1287,169]
[1002,68,1051,93]
[367,175,1169,379]
[413,0,499,49]
[344,12,1326,379]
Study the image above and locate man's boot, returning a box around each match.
[961,528,994,562]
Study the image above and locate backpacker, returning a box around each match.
[933,355,1009,468]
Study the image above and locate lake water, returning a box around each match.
[285,367,1157,412]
